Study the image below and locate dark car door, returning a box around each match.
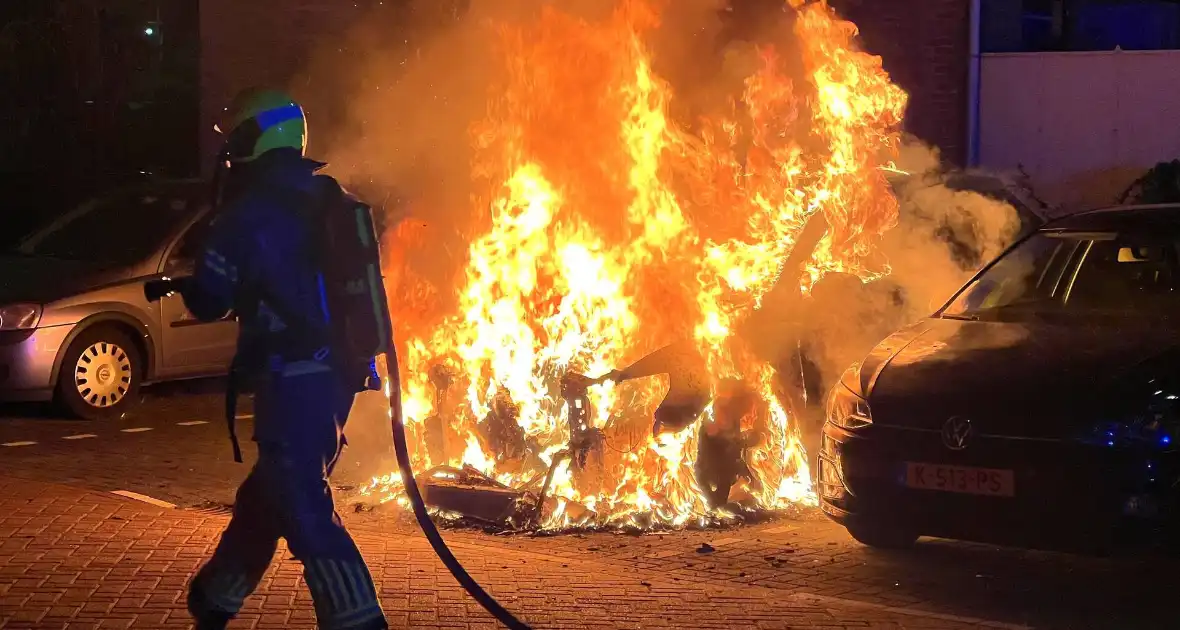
[155,206,238,377]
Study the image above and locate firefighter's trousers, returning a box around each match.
[187,371,386,630]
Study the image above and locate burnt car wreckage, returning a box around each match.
[405,169,1049,531]
[407,212,831,531]
[413,373,777,531]
[417,371,610,529]
[400,219,818,529]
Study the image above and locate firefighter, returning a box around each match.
[177,88,387,630]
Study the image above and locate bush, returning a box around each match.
[1120,160,1180,205]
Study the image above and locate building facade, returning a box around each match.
[3,0,200,242]
[976,0,1180,208]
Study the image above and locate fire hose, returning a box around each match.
[381,340,534,629]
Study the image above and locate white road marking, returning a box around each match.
[177,421,209,426]
[120,427,153,433]
[235,414,254,420]
[110,490,176,509]
[63,434,98,440]
[2,441,37,447]
[763,525,797,534]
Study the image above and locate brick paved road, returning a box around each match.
[2,386,1178,629]
[0,384,389,508]
[0,476,996,629]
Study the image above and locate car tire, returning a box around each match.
[55,326,143,420]
[846,523,919,549]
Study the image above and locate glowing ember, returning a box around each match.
[362,0,907,530]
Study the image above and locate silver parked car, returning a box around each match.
[0,180,237,419]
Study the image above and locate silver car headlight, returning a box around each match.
[826,365,872,430]
[0,304,42,331]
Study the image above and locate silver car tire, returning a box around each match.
[55,326,143,420]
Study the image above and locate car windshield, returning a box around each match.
[14,189,192,266]
[941,229,1180,321]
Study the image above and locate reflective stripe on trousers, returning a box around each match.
[306,558,386,629]
[189,452,385,629]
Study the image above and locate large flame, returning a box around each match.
[362,0,907,529]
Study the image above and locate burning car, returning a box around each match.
[820,203,1180,551]
[354,0,914,530]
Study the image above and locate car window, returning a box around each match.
[16,190,193,266]
[943,229,1180,321]
[1066,237,1180,313]
[168,211,216,266]
[942,233,1082,319]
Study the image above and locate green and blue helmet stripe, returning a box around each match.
[221,89,308,163]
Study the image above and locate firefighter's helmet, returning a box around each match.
[218,88,307,163]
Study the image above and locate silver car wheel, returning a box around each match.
[74,342,133,408]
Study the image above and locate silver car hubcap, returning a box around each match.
[75,342,132,408]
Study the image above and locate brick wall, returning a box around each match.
[834,0,972,166]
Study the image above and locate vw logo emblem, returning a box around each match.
[942,416,972,450]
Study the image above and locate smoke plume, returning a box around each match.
[786,139,1027,408]
[885,140,1025,317]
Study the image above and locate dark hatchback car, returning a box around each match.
[820,203,1180,552]
[0,181,235,419]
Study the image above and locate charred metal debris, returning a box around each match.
[370,365,781,534]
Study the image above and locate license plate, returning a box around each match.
[904,462,1015,497]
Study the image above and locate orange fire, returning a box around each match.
[361,0,907,529]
